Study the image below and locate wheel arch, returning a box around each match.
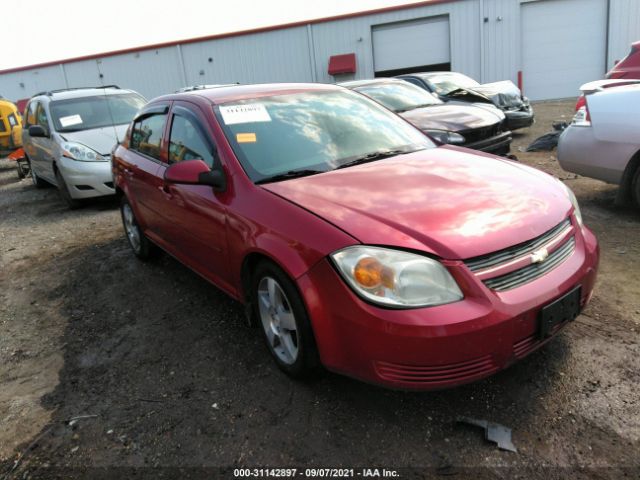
[616,149,640,205]
[239,247,317,328]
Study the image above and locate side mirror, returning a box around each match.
[164,159,226,191]
[28,125,48,138]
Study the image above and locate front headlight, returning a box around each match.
[330,246,463,308]
[560,182,583,226]
[424,129,465,145]
[62,142,105,162]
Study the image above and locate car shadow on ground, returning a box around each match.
[3,234,577,473]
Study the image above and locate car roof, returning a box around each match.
[34,87,138,102]
[153,82,345,105]
[337,78,406,89]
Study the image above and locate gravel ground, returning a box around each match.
[0,100,638,479]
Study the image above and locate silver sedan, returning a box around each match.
[558,80,640,206]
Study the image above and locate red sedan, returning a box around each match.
[112,83,599,390]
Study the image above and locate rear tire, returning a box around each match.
[632,166,640,207]
[252,260,320,379]
[30,160,47,188]
[120,196,157,260]
[55,169,82,209]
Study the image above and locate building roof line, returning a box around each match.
[0,0,457,75]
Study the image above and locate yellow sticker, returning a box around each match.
[236,132,257,143]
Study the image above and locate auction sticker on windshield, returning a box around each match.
[219,104,271,125]
[59,114,83,127]
[236,133,257,143]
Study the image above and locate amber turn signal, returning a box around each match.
[354,257,394,289]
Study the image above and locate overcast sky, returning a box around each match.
[2,0,427,71]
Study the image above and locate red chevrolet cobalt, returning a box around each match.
[112,84,599,390]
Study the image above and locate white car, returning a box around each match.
[22,86,146,208]
[557,80,640,206]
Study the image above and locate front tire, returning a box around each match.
[120,196,157,260]
[55,169,82,209]
[252,261,320,378]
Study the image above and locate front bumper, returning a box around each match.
[504,106,534,130]
[58,156,115,199]
[298,223,599,390]
[465,131,512,155]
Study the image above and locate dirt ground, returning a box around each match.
[0,101,638,479]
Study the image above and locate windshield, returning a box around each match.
[50,93,146,132]
[425,73,480,95]
[215,90,434,183]
[354,82,442,113]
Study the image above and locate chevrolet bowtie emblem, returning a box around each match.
[531,248,549,264]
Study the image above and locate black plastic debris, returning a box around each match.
[457,416,518,453]
[525,121,568,152]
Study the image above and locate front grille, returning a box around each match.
[484,237,575,291]
[460,121,503,145]
[375,355,499,385]
[104,181,114,189]
[464,219,575,291]
[466,219,571,272]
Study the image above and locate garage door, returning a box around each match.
[521,0,607,101]
[372,16,450,76]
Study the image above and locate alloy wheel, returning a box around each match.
[257,276,299,365]
[122,203,141,253]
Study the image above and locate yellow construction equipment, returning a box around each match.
[0,98,23,156]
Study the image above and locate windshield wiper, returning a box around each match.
[336,148,421,170]
[255,169,324,184]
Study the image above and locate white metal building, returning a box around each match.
[1,0,639,103]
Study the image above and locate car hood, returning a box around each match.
[263,147,571,260]
[467,81,525,109]
[59,124,129,155]
[400,103,502,132]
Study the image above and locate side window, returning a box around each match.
[26,102,37,127]
[8,114,18,127]
[35,103,50,131]
[168,114,214,167]
[130,113,167,160]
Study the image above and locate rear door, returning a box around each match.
[122,103,170,237]
[155,101,231,287]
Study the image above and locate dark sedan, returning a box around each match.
[398,71,534,131]
[340,78,512,155]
